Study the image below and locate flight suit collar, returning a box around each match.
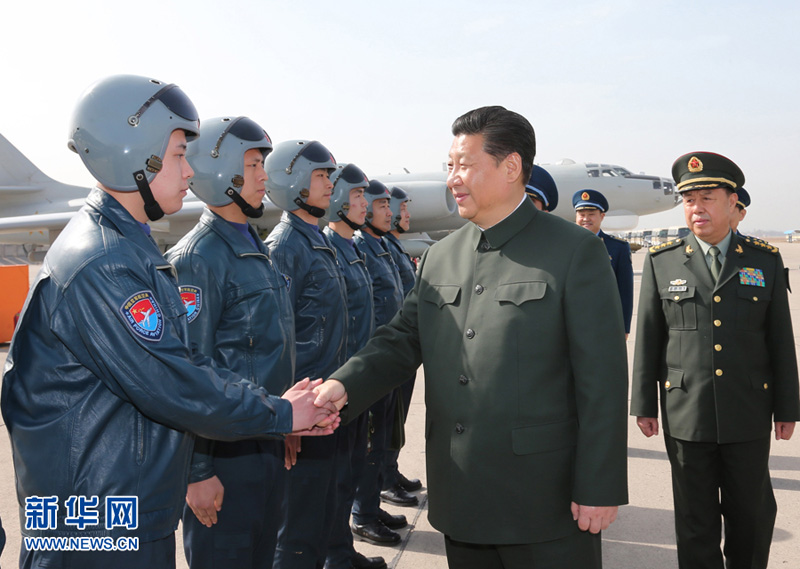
[282,211,335,253]
[324,227,364,265]
[199,208,270,258]
[470,195,537,251]
[85,187,169,268]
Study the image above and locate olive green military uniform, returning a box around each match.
[331,198,629,555]
[631,232,800,568]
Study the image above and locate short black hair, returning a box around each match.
[451,106,536,183]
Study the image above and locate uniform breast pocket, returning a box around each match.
[422,284,461,308]
[660,287,697,330]
[736,286,771,330]
[495,281,547,306]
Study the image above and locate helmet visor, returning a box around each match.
[337,163,369,186]
[390,186,410,201]
[131,83,199,124]
[212,117,272,157]
[286,140,335,174]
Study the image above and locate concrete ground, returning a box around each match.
[2,240,800,568]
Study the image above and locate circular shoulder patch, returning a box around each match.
[120,291,164,342]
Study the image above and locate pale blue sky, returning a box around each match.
[2,0,798,231]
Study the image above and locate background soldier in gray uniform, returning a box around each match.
[631,151,800,569]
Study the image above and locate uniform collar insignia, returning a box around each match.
[735,244,743,254]
[685,244,694,254]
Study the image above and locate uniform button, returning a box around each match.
[475,284,484,294]
[753,296,759,302]
[715,369,723,377]
[673,295,680,301]
[664,381,671,389]
[714,344,722,352]
[455,423,465,434]
[764,383,769,390]
[714,320,722,327]
[458,374,469,385]
[466,328,475,339]
[714,295,721,303]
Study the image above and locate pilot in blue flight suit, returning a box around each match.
[573,189,634,335]
[381,186,423,501]
[265,140,350,569]
[322,164,389,569]
[1,75,335,569]
[166,116,296,569]
[351,180,408,547]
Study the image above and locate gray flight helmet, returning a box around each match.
[188,116,273,212]
[389,186,411,231]
[327,163,370,227]
[68,74,200,192]
[264,140,337,216]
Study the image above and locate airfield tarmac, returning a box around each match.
[2,240,800,568]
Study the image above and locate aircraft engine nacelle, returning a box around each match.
[397,181,457,220]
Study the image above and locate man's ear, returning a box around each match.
[503,152,523,184]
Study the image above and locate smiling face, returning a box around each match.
[575,208,605,234]
[446,133,523,229]
[682,187,736,245]
[149,129,194,215]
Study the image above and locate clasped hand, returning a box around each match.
[282,378,340,435]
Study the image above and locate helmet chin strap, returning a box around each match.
[293,197,326,219]
[225,188,265,219]
[394,221,406,234]
[337,210,364,232]
[365,220,387,237]
[133,170,165,222]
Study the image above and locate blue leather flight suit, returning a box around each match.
[167,209,296,569]
[351,231,404,526]
[382,233,418,489]
[323,228,375,569]
[1,189,294,569]
[599,230,634,334]
[267,212,348,569]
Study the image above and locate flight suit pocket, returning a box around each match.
[660,287,697,330]
[423,284,461,308]
[495,281,547,305]
[663,368,684,391]
[512,419,577,455]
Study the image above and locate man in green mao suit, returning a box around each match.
[631,151,800,569]
[314,106,629,569]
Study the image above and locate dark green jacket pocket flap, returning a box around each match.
[663,368,684,391]
[512,419,577,455]
[422,284,461,308]
[495,281,547,306]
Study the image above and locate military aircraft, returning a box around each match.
[382,159,680,236]
[0,133,678,261]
